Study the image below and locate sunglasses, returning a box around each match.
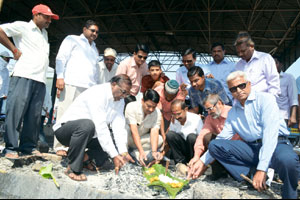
[137,55,147,60]
[182,60,193,63]
[229,82,248,93]
[205,102,217,112]
[88,29,99,34]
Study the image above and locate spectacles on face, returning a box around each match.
[205,102,217,112]
[137,55,147,60]
[182,60,193,63]
[229,82,248,93]
[88,29,99,34]
[117,85,129,96]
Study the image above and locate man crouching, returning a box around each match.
[53,74,134,181]
[188,71,299,199]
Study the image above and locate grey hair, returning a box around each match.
[234,31,255,47]
[203,93,223,106]
[226,71,249,83]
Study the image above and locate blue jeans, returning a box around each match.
[209,139,299,199]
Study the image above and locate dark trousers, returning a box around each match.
[39,116,47,144]
[4,77,45,154]
[166,131,197,164]
[54,119,107,173]
[209,139,300,199]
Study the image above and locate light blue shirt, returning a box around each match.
[296,76,300,94]
[202,59,236,100]
[200,91,290,172]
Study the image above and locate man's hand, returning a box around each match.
[56,89,61,98]
[152,151,163,161]
[113,155,126,175]
[206,73,214,79]
[139,151,148,167]
[56,78,65,91]
[252,170,267,192]
[152,81,163,89]
[122,152,135,164]
[187,159,208,180]
[12,48,22,60]
[288,116,297,127]
[188,155,200,168]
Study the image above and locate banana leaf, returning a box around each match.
[143,164,189,198]
[39,163,60,188]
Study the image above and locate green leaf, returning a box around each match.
[39,164,60,188]
[143,164,189,198]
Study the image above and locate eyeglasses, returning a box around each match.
[118,85,129,96]
[182,60,193,63]
[137,55,147,60]
[205,102,217,112]
[229,82,248,93]
[88,29,99,34]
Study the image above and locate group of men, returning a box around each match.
[0,3,299,199]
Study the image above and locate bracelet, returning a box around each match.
[12,48,18,54]
[121,152,128,157]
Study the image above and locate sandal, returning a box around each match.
[4,151,19,160]
[64,167,87,181]
[56,150,68,157]
[83,159,97,171]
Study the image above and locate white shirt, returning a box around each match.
[56,34,99,88]
[0,20,49,83]
[277,71,298,119]
[125,100,161,137]
[176,66,191,89]
[0,58,9,97]
[203,59,236,99]
[53,83,128,158]
[98,61,118,84]
[169,112,203,140]
[235,50,280,97]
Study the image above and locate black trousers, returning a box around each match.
[54,119,107,173]
[4,77,45,154]
[166,131,197,164]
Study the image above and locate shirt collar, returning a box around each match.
[234,90,256,108]
[29,20,42,31]
[280,71,284,77]
[248,50,259,62]
[209,58,229,65]
[80,34,95,47]
[220,105,232,118]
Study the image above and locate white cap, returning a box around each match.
[0,51,12,58]
[104,48,117,58]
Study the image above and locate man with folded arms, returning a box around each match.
[188,71,299,199]
[0,4,59,159]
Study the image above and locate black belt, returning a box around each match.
[250,136,288,144]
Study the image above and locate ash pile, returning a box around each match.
[0,152,284,199]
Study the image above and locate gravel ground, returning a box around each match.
[0,152,287,199]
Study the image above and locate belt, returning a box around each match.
[250,136,288,144]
